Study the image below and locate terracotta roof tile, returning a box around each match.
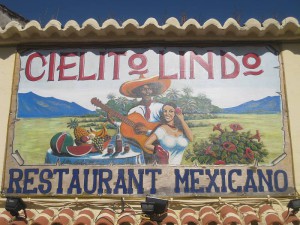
[95,216,114,225]
[51,208,74,225]
[238,205,254,213]
[199,206,216,216]
[167,209,178,216]
[117,212,137,225]
[73,209,94,225]
[8,218,28,225]
[219,205,238,219]
[222,214,243,225]
[243,214,260,225]
[74,215,93,225]
[31,208,57,225]
[180,214,198,225]
[179,208,196,218]
[1,202,300,225]
[78,209,95,219]
[179,208,198,225]
[23,209,37,219]
[264,213,283,225]
[259,204,287,225]
[139,219,158,225]
[161,213,178,225]
[201,213,221,225]
[159,209,179,225]
[0,218,9,225]
[199,206,221,225]
[238,205,260,225]
[121,208,136,215]
[259,204,275,215]
[282,210,300,224]
[95,208,115,225]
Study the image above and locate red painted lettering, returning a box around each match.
[221,50,240,79]
[58,52,78,81]
[108,52,126,80]
[98,52,105,80]
[190,51,213,79]
[25,52,46,81]
[48,52,56,81]
[179,51,186,79]
[128,53,148,75]
[79,52,96,80]
[243,53,263,76]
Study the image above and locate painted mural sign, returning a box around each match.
[2,45,294,196]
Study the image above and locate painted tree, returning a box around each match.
[107,93,116,101]
[181,86,193,97]
[194,93,213,113]
[115,97,130,114]
[166,88,180,101]
[180,97,197,114]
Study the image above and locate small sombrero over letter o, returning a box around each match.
[119,75,171,98]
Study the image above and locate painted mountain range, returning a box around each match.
[17,92,95,118]
[17,92,281,118]
[222,96,281,114]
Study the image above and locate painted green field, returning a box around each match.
[12,114,284,165]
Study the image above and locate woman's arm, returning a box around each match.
[144,133,158,153]
[144,132,169,164]
[176,111,194,142]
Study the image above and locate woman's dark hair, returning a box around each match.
[160,102,183,132]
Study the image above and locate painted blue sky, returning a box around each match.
[1,0,300,26]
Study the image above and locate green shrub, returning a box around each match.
[186,123,268,165]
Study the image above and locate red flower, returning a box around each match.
[251,130,261,142]
[213,123,224,133]
[205,146,216,157]
[205,146,212,155]
[244,147,255,160]
[222,141,237,152]
[229,123,243,132]
[215,160,226,165]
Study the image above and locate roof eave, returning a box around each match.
[0,17,299,46]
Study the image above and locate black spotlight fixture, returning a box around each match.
[141,196,168,222]
[287,199,300,214]
[5,197,27,218]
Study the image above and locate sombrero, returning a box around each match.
[120,75,171,98]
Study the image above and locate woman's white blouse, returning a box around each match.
[154,126,189,165]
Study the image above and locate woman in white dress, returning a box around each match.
[144,102,193,165]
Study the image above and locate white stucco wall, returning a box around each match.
[281,43,300,194]
[0,48,15,185]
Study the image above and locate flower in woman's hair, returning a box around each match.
[251,130,261,142]
[213,123,224,133]
[215,160,226,165]
[222,141,237,152]
[175,107,182,114]
[229,123,243,132]
[244,147,255,160]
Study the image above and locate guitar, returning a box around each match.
[91,97,160,154]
